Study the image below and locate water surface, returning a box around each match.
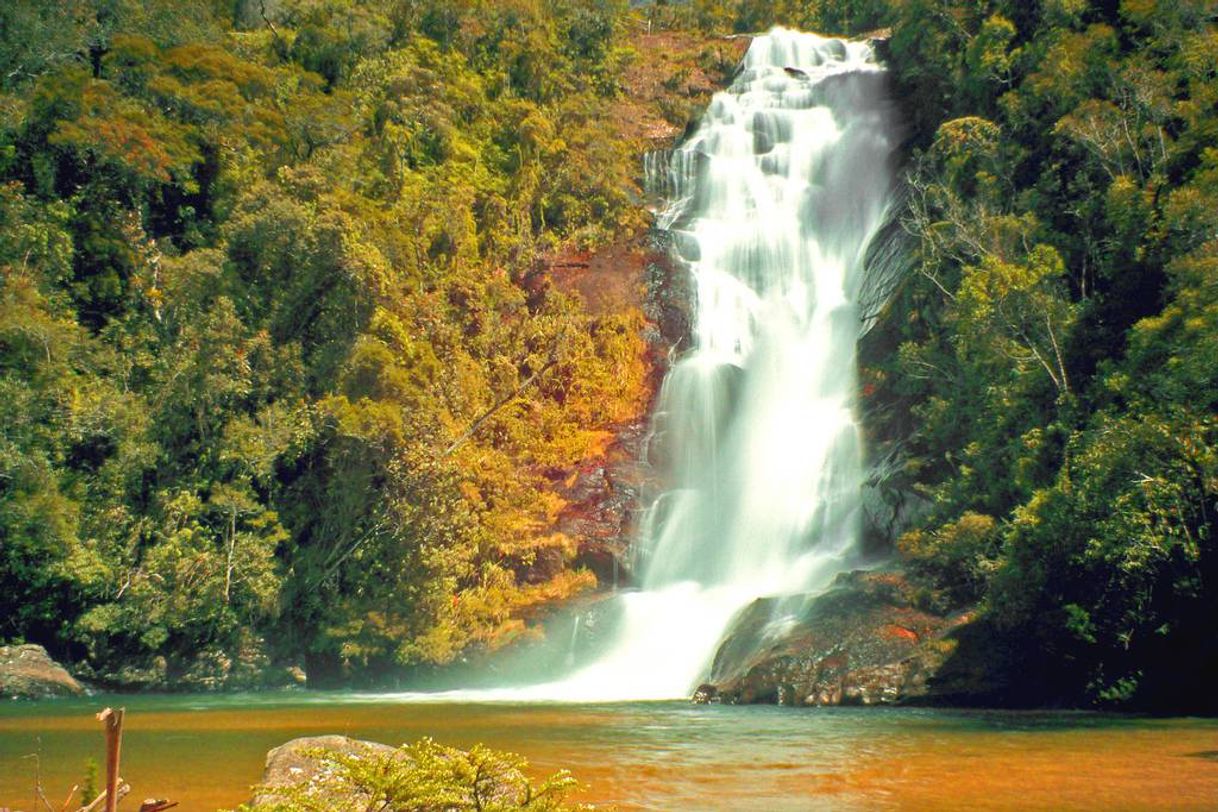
[2,695,1216,810]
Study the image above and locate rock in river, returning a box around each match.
[697,570,971,706]
[0,644,85,699]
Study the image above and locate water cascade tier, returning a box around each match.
[404,28,900,702]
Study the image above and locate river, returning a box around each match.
[2,695,1217,810]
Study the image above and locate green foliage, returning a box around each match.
[81,758,98,804]
[899,512,999,609]
[0,0,649,683]
[235,738,592,812]
[649,0,891,35]
[866,0,1218,710]
[11,0,1209,713]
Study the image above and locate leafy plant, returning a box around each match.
[237,738,594,812]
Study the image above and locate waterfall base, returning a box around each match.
[698,569,970,706]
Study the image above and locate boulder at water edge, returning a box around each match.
[0,644,85,699]
[698,570,972,706]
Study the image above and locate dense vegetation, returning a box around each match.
[0,0,651,686]
[756,0,1215,711]
[3,0,1216,711]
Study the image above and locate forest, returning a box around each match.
[2,0,1216,713]
[0,0,653,689]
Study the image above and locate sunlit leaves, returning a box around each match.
[0,0,648,682]
[48,76,200,189]
[957,245,1076,394]
[965,14,1018,91]
[236,737,589,812]
[1025,24,1119,116]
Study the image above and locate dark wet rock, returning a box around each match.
[864,29,894,63]
[702,570,972,706]
[81,635,305,692]
[0,644,85,699]
[753,128,776,154]
[110,656,170,691]
[860,478,930,559]
[671,231,701,264]
[645,237,693,350]
[691,683,720,704]
[229,635,308,690]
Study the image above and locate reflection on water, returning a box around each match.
[2,695,1217,811]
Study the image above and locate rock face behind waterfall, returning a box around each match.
[697,571,972,706]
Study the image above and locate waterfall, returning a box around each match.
[400,29,899,703]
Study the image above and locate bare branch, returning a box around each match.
[443,329,568,457]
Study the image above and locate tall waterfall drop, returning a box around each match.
[408,29,900,702]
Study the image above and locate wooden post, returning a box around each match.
[95,708,124,812]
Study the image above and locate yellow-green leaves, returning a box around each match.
[1026,24,1119,114]
[966,14,1019,90]
[236,737,591,812]
[957,246,1075,394]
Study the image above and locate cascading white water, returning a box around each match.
[398,29,899,703]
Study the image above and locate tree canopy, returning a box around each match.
[0,0,649,685]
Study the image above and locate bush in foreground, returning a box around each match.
[236,737,596,812]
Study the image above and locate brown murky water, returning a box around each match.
[2,694,1216,811]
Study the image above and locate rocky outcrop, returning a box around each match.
[531,233,688,591]
[698,570,972,706]
[178,638,307,692]
[519,29,747,599]
[74,635,306,693]
[0,644,85,698]
[557,419,650,588]
[611,30,750,148]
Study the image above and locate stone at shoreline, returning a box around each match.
[75,634,307,693]
[698,570,972,706]
[0,644,85,699]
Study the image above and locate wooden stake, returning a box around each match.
[95,708,124,812]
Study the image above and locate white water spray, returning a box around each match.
[399,29,899,703]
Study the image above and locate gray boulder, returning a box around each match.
[0,644,85,699]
